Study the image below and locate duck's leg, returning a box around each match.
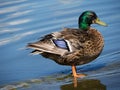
[72,65,86,78]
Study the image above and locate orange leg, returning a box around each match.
[73,77,77,87]
[72,65,86,78]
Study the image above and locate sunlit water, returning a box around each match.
[0,0,120,90]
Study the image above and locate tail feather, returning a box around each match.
[30,50,42,55]
[27,42,68,56]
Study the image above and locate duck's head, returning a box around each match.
[79,11,107,30]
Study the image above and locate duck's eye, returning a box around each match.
[91,16,96,20]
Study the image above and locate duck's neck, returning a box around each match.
[79,22,90,30]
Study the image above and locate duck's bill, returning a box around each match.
[95,18,108,26]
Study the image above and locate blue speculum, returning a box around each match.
[52,39,69,50]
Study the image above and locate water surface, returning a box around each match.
[0,0,120,90]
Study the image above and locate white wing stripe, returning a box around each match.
[65,40,73,52]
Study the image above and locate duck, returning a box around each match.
[27,11,107,78]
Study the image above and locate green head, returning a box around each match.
[78,11,107,30]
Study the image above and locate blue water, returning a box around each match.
[0,0,120,90]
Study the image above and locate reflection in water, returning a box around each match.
[61,79,106,90]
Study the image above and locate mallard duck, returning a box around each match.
[27,11,107,78]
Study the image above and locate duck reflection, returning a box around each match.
[61,78,106,90]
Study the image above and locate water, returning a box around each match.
[0,0,120,90]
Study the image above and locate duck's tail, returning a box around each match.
[27,42,67,56]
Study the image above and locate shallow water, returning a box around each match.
[0,0,120,90]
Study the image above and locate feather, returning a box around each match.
[52,39,69,50]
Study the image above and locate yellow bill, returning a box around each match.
[95,18,108,26]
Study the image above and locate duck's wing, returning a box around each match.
[27,28,85,56]
[27,32,69,56]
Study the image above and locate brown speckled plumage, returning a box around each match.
[28,27,104,66]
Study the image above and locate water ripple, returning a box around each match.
[0,0,120,88]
